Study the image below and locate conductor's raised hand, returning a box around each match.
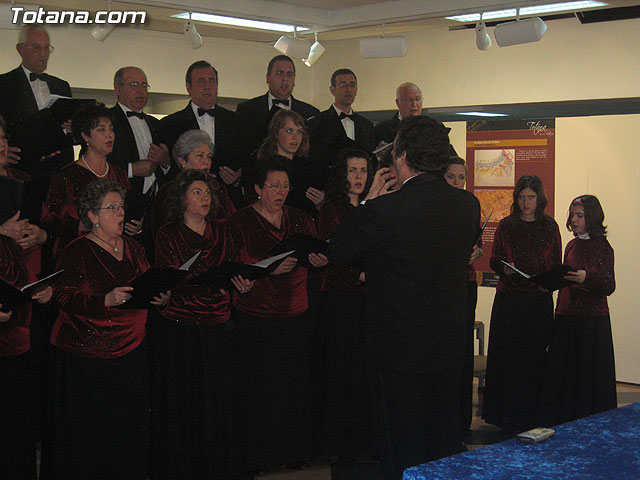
[364,167,397,201]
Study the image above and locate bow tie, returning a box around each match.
[272,99,290,107]
[339,112,354,120]
[197,107,215,117]
[126,111,145,119]
[29,72,45,81]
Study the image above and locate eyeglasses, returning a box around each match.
[400,96,423,104]
[117,81,150,91]
[21,43,54,54]
[265,183,291,191]
[95,202,125,213]
[337,81,357,88]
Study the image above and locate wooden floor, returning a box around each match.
[253,381,640,480]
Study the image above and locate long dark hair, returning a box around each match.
[510,174,548,220]
[567,194,607,237]
[325,148,375,204]
[164,169,219,224]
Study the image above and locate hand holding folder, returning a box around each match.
[0,269,64,312]
[500,260,574,291]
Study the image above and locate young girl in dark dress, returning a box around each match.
[482,174,562,433]
[540,195,616,425]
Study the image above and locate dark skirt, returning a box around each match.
[460,281,478,431]
[148,310,234,480]
[313,289,374,460]
[0,351,37,480]
[538,314,617,426]
[482,291,553,432]
[40,341,149,480]
[233,309,312,471]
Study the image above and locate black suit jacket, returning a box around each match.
[328,174,480,373]
[236,93,319,155]
[374,112,400,144]
[108,104,163,193]
[307,106,376,169]
[0,66,73,175]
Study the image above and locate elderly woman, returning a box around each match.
[41,179,167,479]
[252,109,327,214]
[1,198,52,478]
[149,169,251,480]
[314,148,376,463]
[229,156,327,476]
[149,129,235,239]
[41,103,139,259]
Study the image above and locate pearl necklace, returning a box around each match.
[90,231,120,252]
[82,155,109,178]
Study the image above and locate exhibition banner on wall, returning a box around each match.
[465,119,556,287]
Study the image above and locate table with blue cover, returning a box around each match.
[403,402,640,480]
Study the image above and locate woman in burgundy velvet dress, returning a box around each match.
[482,174,561,433]
[228,156,327,476]
[149,168,251,480]
[41,179,167,480]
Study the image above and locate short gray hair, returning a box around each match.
[172,129,214,166]
[395,82,421,100]
[18,24,48,45]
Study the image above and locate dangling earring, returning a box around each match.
[94,223,99,228]
[258,195,261,199]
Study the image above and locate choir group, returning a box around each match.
[0,24,617,480]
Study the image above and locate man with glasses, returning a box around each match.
[0,24,73,175]
[159,60,243,204]
[109,66,169,194]
[236,54,319,155]
[374,83,424,145]
[308,68,375,169]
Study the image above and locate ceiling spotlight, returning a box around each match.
[274,27,311,59]
[360,24,408,58]
[303,33,325,67]
[475,17,492,50]
[184,12,203,49]
[91,0,115,41]
[494,16,547,47]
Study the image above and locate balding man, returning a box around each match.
[108,66,169,194]
[0,24,73,175]
[374,82,423,145]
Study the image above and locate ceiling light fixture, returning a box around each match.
[91,0,115,41]
[184,12,203,49]
[446,1,607,22]
[274,26,311,59]
[171,12,309,33]
[475,13,492,50]
[360,24,408,58]
[303,33,325,67]
[494,9,548,47]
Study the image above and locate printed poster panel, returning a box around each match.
[465,120,556,287]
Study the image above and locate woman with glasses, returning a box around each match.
[252,109,327,214]
[42,103,140,259]
[41,178,168,479]
[229,156,328,476]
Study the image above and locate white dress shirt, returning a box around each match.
[333,104,355,141]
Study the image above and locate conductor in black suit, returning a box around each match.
[0,24,73,176]
[109,66,170,194]
[159,60,243,202]
[328,116,480,479]
[236,54,319,155]
[307,68,375,169]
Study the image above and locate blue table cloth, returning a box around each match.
[403,402,640,479]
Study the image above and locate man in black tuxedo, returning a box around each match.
[159,60,243,200]
[236,54,319,155]
[328,116,480,480]
[0,24,73,176]
[307,68,376,169]
[109,66,169,194]
[374,82,423,144]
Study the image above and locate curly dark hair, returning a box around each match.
[395,116,451,174]
[164,169,220,224]
[257,109,309,161]
[566,194,607,237]
[325,148,375,204]
[72,102,114,155]
[510,174,548,221]
[78,178,126,229]
[252,155,291,190]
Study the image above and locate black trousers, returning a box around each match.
[370,366,464,480]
